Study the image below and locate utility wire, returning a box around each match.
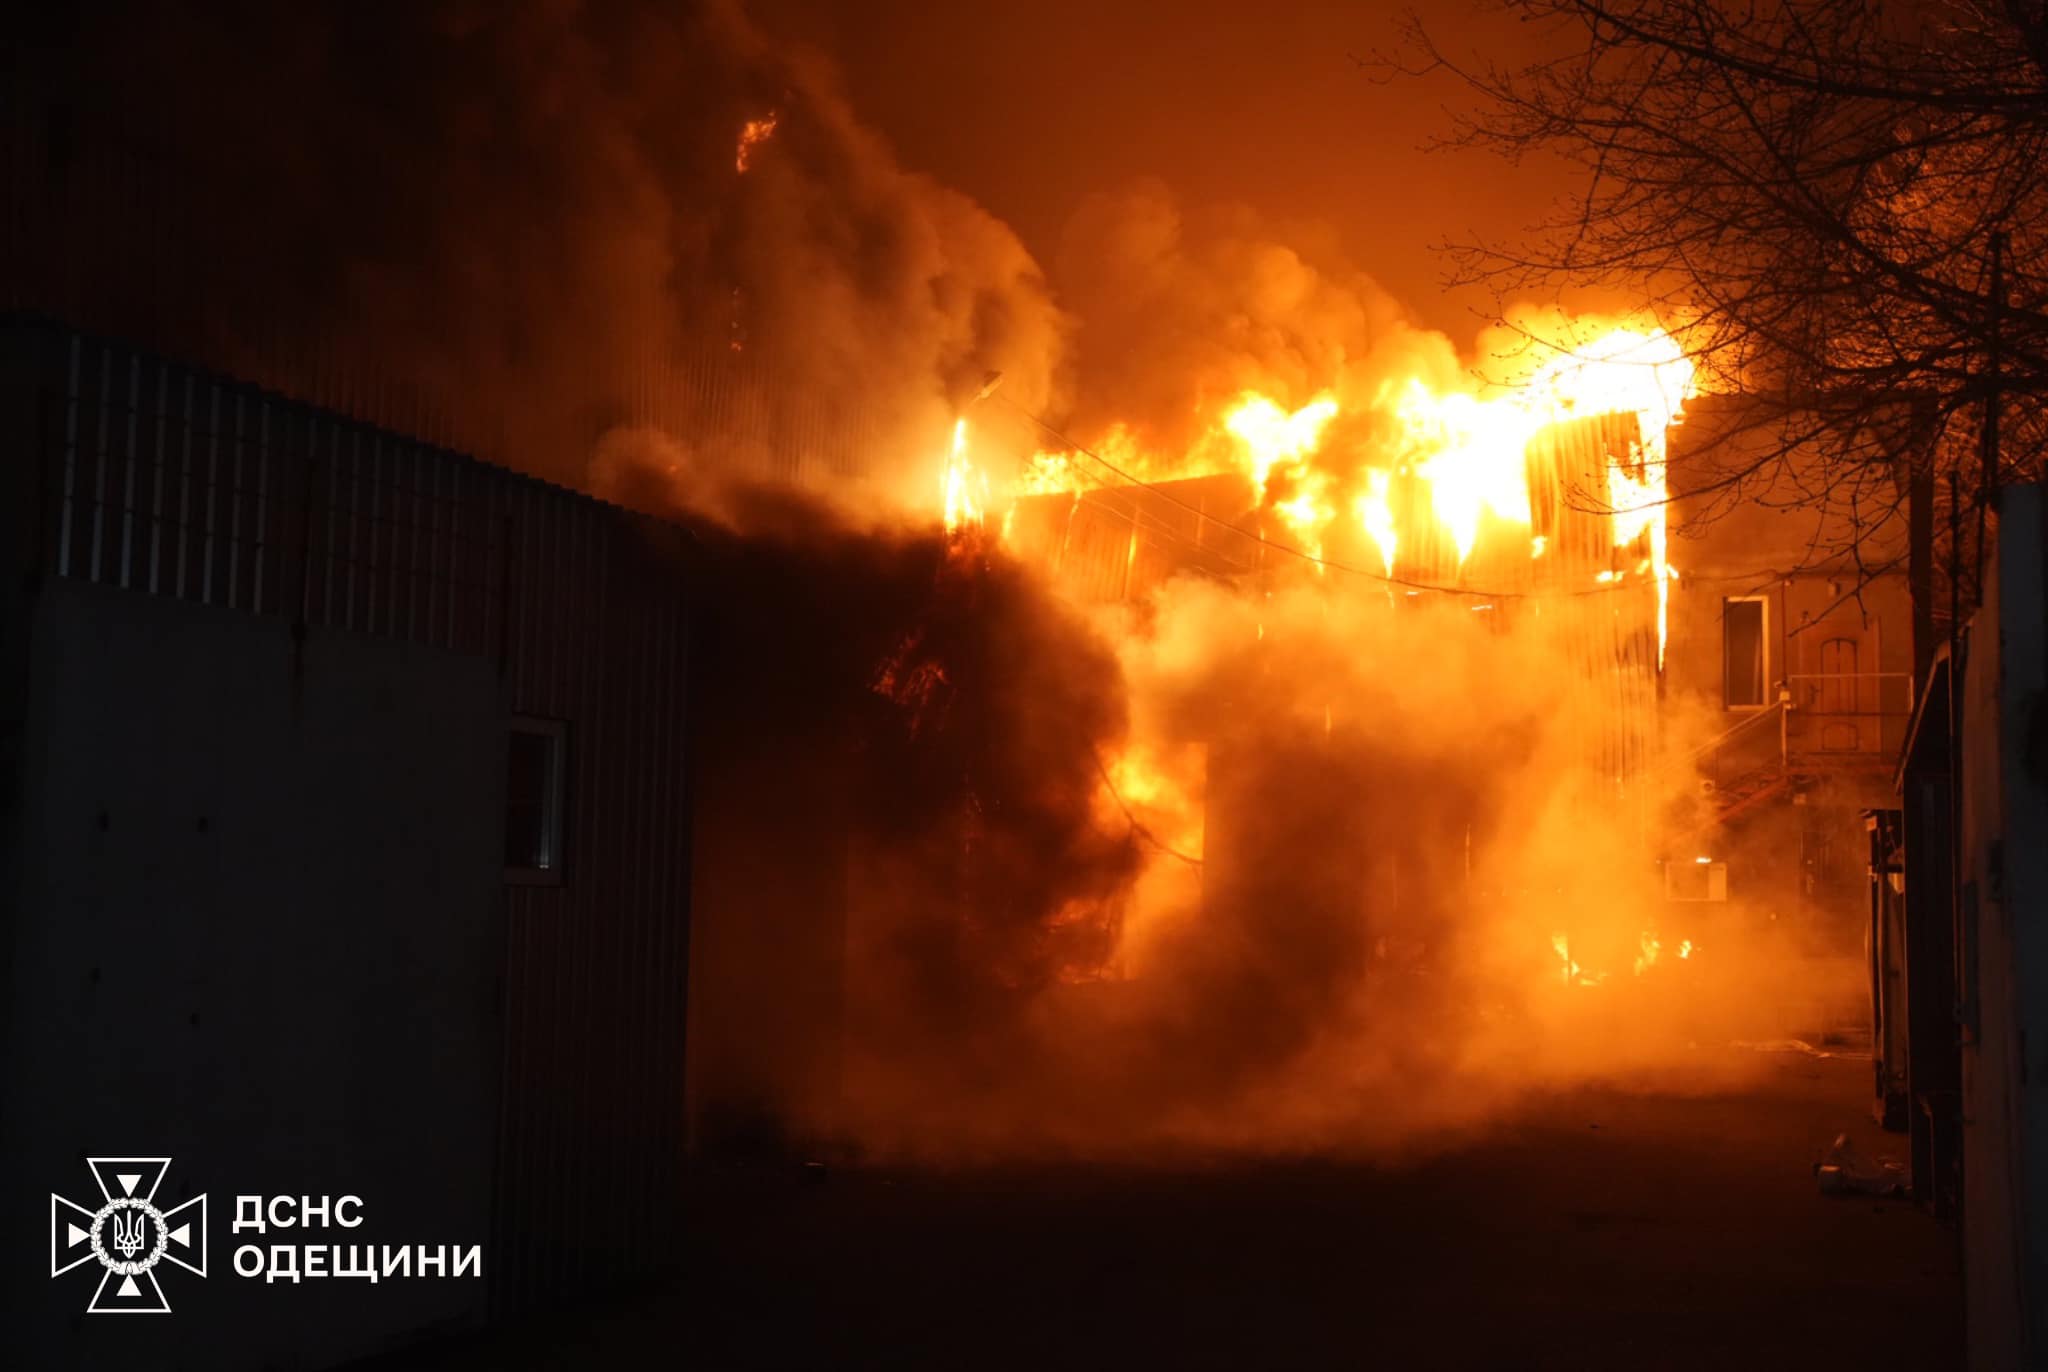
[1089,745,1204,868]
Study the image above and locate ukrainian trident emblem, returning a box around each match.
[51,1158,207,1313]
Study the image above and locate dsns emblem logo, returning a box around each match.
[51,1158,207,1313]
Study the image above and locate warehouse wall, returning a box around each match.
[0,320,700,1359]
[0,580,502,1369]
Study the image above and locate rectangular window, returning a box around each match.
[505,718,567,884]
[1666,859,1729,902]
[1723,597,1767,709]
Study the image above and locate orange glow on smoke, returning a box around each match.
[735,113,779,173]
[969,320,1700,1005]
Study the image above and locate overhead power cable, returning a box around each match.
[1089,746,1204,868]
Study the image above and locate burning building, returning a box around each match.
[745,318,1930,1161]
[681,320,1919,1162]
[0,8,1970,1359]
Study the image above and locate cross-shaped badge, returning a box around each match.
[51,1157,207,1314]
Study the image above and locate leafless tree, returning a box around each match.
[1387,0,2048,601]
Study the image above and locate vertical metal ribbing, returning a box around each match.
[175,372,195,600]
[324,420,342,627]
[253,399,270,613]
[444,462,461,651]
[226,390,244,610]
[408,444,425,643]
[118,352,138,588]
[147,362,167,594]
[201,382,219,606]
[345,426,363,632]
[367,433,384,635]
[23,326,705,1319]
[89,342,110,582]
[428,451,445,649]
[58,333,79,577]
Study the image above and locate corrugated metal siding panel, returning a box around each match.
[31,323,515,653]
[15,318,694,1320]
[491,493,692,1315]
[49,334,293,616]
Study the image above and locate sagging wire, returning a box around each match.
[1090,745,1203,869]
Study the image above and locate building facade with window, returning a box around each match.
[1659,397,1919,1037]
[0,319,695,1368]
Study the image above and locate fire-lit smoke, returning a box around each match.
[614,172,1806,1162]
[666,283,1821,1163]
[803,554,1817,1161]
[25,0,1063,508]
[31,3,1843,1165]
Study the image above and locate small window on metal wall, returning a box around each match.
[1723,597,1768,709]
[506,718,567,884]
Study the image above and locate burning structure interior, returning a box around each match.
[675,325,1919,1161]
[0,7,2007,1359]
[0,307,1935,1367]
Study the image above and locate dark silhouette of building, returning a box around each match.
[0,318,694,1367]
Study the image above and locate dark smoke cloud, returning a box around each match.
[19,0,1063,501]
[640,477,1140,1150]
[1052,180,1456,454]
[13,3,1826,1164]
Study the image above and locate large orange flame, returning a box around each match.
[1003,323,1695,654]
[941,417,988,537]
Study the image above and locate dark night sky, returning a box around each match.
[9,0,1604,492]
[752,0,1573,339]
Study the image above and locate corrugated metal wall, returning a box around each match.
[491,479,693,1315]
[10,317,694,1317]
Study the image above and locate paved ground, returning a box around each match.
[361,1051,1961,1370]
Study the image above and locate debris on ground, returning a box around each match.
[1815,1132,1906,1197]
[1734,1038,1869,1061]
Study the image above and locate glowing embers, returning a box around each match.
[1633,930,1661,977]
[1551,932,1601,987]
[735,112,779,173]
[1550,926,1700,987]
[870,628,952,738]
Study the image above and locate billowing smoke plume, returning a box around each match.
[15,0,1062,504]
[810,568,1806,1161]
[1055,180,1456,453]
[17,2,1845,1164]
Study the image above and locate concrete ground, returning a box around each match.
[361,1050,1960,1370]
